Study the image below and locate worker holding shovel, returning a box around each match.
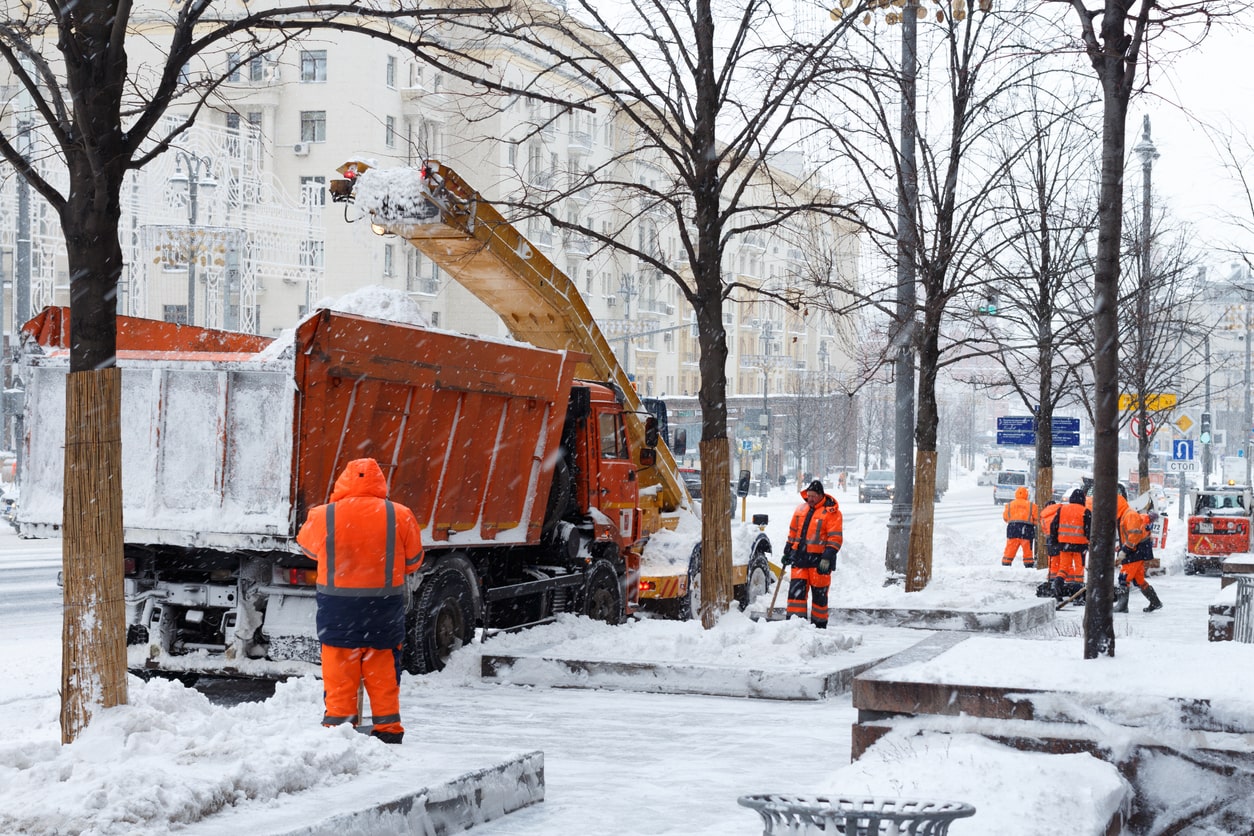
[782,480,843,628]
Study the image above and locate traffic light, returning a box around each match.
[737,469,751,498]
[1200,411,1212,445]
[977,294,998,315]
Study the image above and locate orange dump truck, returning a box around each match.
[1185,485,1254,575]
[18,306,660,676]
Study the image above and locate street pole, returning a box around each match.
[1133,116,1158,494]
[884,0,918,583]
[184,155,201,326]
[1204,334,1212,487]
[1245,283,1251,488]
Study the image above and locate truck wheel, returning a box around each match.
[736,550,771,611]
[582,558,624,625]
[678,546,702,621]
[407,567,476,674]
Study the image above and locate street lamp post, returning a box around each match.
[760,321,774,497]
[170,153,217,326]
[882,0,919,583]
[1132,116,1158,494]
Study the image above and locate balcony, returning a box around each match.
[400,83,448,121]
[568,130,593,156]
[564,233,593,257]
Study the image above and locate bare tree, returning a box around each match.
[814,3,1069,589]
[487,0,865,626]
[976,74,1102,546]
[1060,0,1244,658]
[0,0,532,742]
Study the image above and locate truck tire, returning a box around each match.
[736,549,771,611]
[407,566,477,674]
[581,558,624,625]
[678,545,701,621]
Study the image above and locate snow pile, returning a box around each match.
[353,167,442,225]
[256,285,429,363]
[0,676,392,836]
[454,609,865,671]
[823,731,1131,836]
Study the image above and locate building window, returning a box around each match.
[386,116,396,148]
[300,50,327,83]
[300,176,326,206]
[246,111,263,130]
[248,56,265,82]
[384,244,395,277]
[163,304,189,325]
[431,311,440,327]
[226,113,240,130]
[227,53,242,83]
[386,56,397,88]
[300,111,326,143]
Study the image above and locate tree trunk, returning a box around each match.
[60,367,127,743]
[1034,464,1053,568]
[699,439,733,627]
[1083,72,1128,660]
[906,449,936,591]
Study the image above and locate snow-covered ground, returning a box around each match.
[1,469,1251,835]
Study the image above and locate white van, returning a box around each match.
[993,471,1030,505]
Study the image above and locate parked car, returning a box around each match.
[859,470,895,503]
[993,470,1030,505]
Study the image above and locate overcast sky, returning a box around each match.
[1137,22,1254,259]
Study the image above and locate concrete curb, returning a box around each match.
[482,654,888,700]
[184,749,545,835]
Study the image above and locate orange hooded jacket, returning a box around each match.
[297,458,424,647]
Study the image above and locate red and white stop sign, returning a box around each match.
[1130,416,1155,439]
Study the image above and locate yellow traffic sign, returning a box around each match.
[1118,393,1178,411]
[1174,413,1194,433]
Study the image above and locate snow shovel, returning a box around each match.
[1056,585,1086,611]
[764,560,788,621]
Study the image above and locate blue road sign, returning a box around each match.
[1051,432,1081,447]
[1172,439,1194,461]
[997,430,1036,446]
[997,416,1035,431]
[1053,417,1080,432]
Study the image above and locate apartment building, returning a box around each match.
[0,3,861,413]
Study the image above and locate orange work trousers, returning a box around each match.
[787,565,831,626]
[1002,538,1034,567]
[321,644,403,735]
[1054,550,1085,584]
[1120,560,1148,589]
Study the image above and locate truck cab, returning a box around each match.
[1185,484,1253,575]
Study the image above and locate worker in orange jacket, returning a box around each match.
[1049,488,1090,601]
[1115,508,1164,613]
[1001,486,1039,568]
[1040,500,1063,578]
[782,479,843,628]
[297,458,424,744]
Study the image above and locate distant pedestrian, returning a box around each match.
[1049,488,1090,601]
[838,471,847,492]
[297,457,424,744]
[1001,486,1039,568]
[1115,509,1164,613]
[782,480,843,628]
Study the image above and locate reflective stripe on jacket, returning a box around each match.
[1053,502,1090,548]
[1120,510,1150,550]
[298,459,425,596]
[787,493,844,556]
[1003,487,1039,540]
[297,458,425,648]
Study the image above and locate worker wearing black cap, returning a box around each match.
[781,480,843,628]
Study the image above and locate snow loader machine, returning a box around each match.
[329,158,774,618]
